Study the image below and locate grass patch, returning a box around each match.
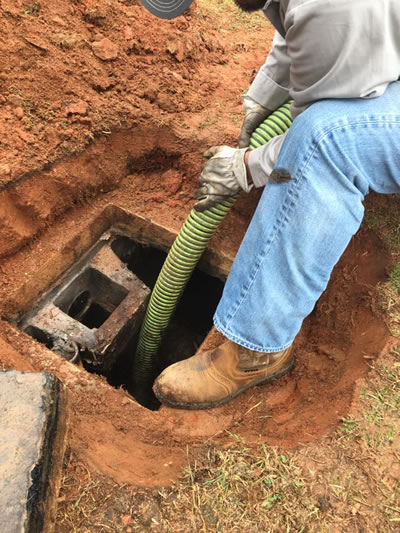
[389,265,400,292]
[378,265,400,336]
[159,442,314,531]
[333,348,400,526]
[197,0,267,32]
[364,195,400,252]
[365,195,400,336]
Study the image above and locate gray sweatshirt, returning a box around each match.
[248,0,400,187]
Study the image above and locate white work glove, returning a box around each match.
[194,146,253,212]
[238,95,272,148]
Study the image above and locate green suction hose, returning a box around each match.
[133,101,293,400]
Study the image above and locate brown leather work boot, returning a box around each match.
[153,340,295,409]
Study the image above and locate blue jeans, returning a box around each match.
[214,81,400,352]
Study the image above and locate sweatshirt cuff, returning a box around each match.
[248,134,287,187]
[247,69,290,112]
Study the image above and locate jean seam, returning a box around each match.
[214,317,293,353]
[311,117,400,149]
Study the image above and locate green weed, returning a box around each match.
[23,1,40,15]
[389,264,400,292]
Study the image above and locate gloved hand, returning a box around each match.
[238,95,272,148]
[194,146,253,211]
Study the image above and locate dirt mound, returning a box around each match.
[0,0,252,260]
[0,0,224,182]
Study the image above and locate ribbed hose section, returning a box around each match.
[249,101,292,149]
[134,102,293,403]
[134,198,236,394]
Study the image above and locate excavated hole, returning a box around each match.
[21,230,224,411]
[5,167,395,456]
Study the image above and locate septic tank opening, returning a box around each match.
[54,268,129,329]
[101,236,225,410]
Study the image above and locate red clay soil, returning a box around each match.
[0,0,395,490]
[0,0,270,260]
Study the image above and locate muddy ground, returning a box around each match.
[0,0,399,531]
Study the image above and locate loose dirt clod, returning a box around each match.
[91,38,119,61]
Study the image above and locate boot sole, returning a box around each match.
[153,354,296,410]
